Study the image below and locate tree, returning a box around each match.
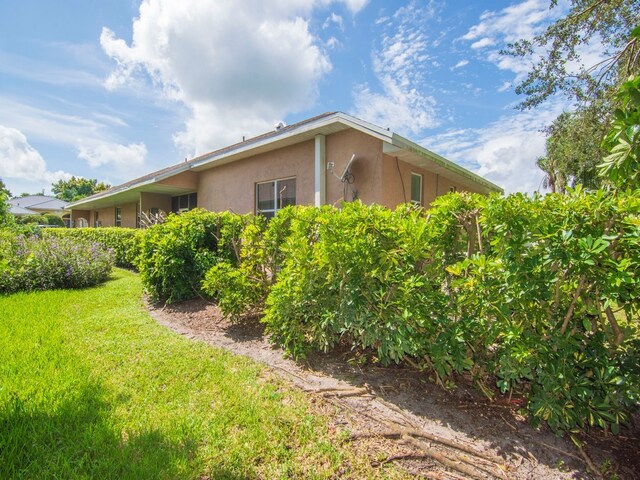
[598,73,640,187]
[0,192,13,227]
[538,104,610,192]
[52,177,110,202]
[536,155,564,193]
[503,0,640,110]
[0,179,11,198]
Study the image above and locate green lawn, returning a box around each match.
[0,269,398,479]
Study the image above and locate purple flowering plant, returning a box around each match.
[0,231,114,293]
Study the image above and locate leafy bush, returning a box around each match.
[43,227,141,268]
[15,214,65,226]
[202,208,296,320]
[447,188,640,433]
[44,214,65,227]
[0,232,114,293]
[138,209,246,303]
[16,214,47,225]
[208,192,638,435]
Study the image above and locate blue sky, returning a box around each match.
[1,0,589,196]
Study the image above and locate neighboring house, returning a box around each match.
[8,195,70,226]
[67,112,502,228]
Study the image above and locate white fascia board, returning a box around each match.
[333,112,394,141]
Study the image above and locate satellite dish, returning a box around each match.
[340,154,356,182]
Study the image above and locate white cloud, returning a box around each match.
[453,59,469,69]
[342,0,368,13]
[0,125,71,184]
[461,0,568,81]
[423,100,567,193]
[323,12,344,30]
[0,98,148,178]
[498,81,512,92]
[470,38,494,49]
[100,0,366,155]
[352,2,439,135]
[326,36,340,49]
[77,142,147,168]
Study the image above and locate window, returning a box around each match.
[256,177,296,219]
[115,207,122,227]
[410,173,423,205]
[94,211,100,228]
[171,192,197,213]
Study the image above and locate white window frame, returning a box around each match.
[410,172,423,205]
[256,177,296,217]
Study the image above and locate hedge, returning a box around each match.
[201,190,640,435]
[43,227,141,268]
[137,209,249,303]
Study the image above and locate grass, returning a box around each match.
[0,269,402,479]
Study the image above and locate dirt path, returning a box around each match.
[147,298,638,480]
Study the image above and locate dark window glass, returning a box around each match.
[411,173,422,205]
[277,178,296,209]
[257,182,275,211]
[115,207,122,227]
[171,193,197,213]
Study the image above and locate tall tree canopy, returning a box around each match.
[0,179,11,198]
[52,177,110,202]
[504,0,640,110]
[536,102,610,192]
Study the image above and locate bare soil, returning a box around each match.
[146,298,639,480]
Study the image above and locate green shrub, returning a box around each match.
[138,209,246,303]
[263,202,451,363]
[202,209,297,320]
[0,232,114,293]
[447,188,640,434]
[131,189,640,435]
[44,214,65,227]
[256,192,638,435]
[43,227,140,268]
[16,214,46,225]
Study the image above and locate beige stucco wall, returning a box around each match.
[198,140,315,214]
[119,202,138,228]
[83,202,138,228]
[71,126,493,225]
[93,207,116,227]
[140,192,172,214]
[381,155,484,209]
[158,171,198,190]
[325,129,383,206]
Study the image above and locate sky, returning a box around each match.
[0,0,590,196]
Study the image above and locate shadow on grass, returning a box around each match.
[0,383,243,480]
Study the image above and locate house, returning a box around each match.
[67,112,502,227]
[8,195,70,226]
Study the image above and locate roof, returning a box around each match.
[9,204,37,215]
[68,112,502,209]
[9,195,68,215]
